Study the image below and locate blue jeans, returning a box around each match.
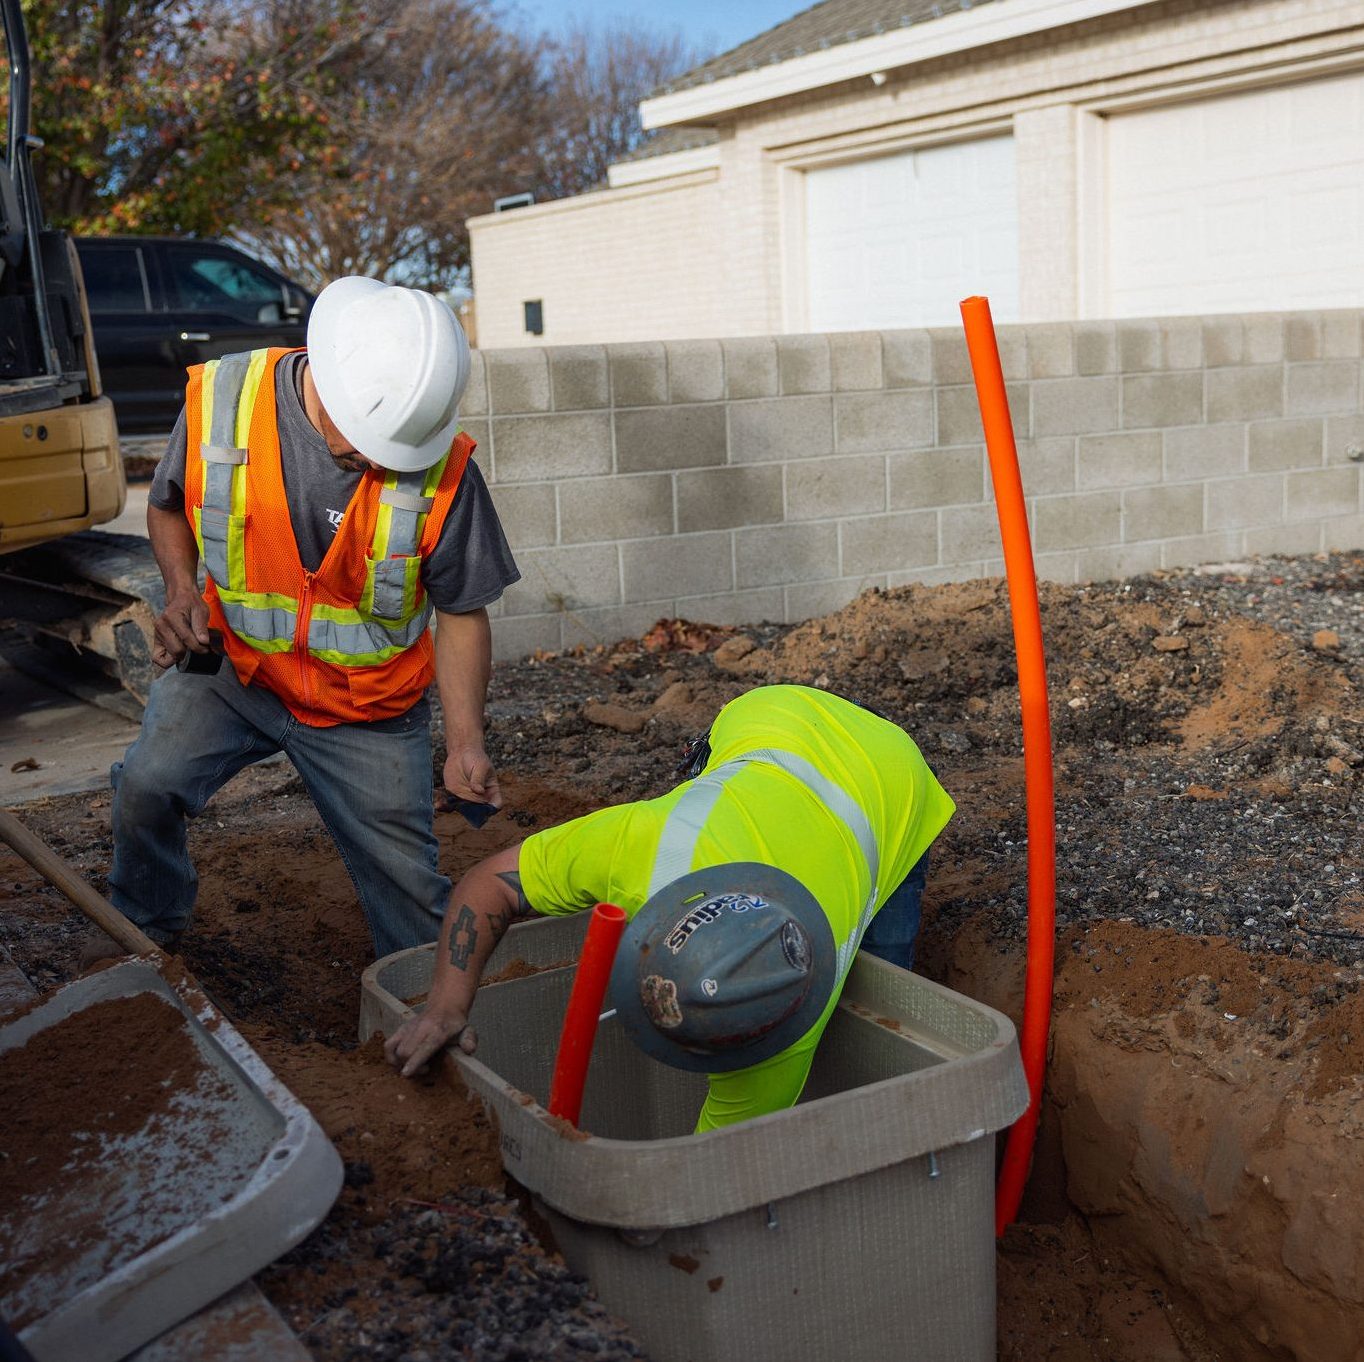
[109,665,450,958]
[860,851,929,971]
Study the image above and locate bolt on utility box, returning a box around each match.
[360,916,1028,1362]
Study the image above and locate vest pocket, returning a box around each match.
[196,506,246,587]
[345,632,434,716]
[364,554,421,623]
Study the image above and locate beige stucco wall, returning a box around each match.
[468,172,724,349]
[470,0,1364,346]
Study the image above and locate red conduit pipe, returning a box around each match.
[959,296,1057,1236]
[548,901,628,1127]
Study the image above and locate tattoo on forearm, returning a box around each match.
[449,905,478,970]
[496,871,532,917]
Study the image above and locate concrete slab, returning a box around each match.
[95,482,150,538]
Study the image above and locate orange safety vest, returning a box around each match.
[182,347,472,727]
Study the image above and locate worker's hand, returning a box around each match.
[152,589,212,669]
[443,745,503,809]
[384,1007,477,1078]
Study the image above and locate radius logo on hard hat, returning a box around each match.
[609,863,836,1074]
[307,276,471,473]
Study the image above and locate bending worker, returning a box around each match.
[92,278,519,965]
[386,684,954,1129]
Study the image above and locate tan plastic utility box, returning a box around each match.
[360,916,1028,1362]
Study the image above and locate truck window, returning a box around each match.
[166,246,285,323]
[80,244,153,313]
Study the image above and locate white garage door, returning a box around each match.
[1108,70,1364,316]
[805,135,1019,331]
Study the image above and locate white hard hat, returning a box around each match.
[306,276,471,472]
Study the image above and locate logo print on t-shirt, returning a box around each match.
[326,508,345,533]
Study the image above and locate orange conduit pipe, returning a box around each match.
[959,296,1057,1236]
[548,901,628,1127]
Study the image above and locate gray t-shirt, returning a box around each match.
[149,352,519,613]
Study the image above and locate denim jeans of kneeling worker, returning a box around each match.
[859,850,929,971]
[109,663,450,959]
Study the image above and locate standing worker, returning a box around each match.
[385,684,954,1129]
[87,278,519,965]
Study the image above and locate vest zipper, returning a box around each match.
[297,570,316,715]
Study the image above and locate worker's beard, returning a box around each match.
[329,450,371,473]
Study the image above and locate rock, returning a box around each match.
[1183,607,1206,626]
[651,681,694,714]
[966,696,988,716]
[1312,629,1341,653]
[712,635,756,674]
[582,701,648,734]
[1325,757,1350,776]
[1152,635,1189,652]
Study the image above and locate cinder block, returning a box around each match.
[1205,474,1283,530]
[930,330,972,385]
[1284,466,1361,521]
[494,412,612,482]
[550,346,609,411]
[458,420,489,463]
[486,350,550,414]
[491,612,564,662]
[559,474,673,544]
[1026,325,1074,379]
[837,390,934,453]
[1321,312,1362,360]
[1161,318,1203,370]
[1023,550,1079,584]
[463,352,488,417]
[1160,530,1245,570]
[667,341,724,404]
[1116,321,1161,372]
[785,577,885,622]
[490,482,557,549]
[610,342,668,407]
[730,396,834,462]
[1285,315,1322,362]
[889,447,985,509]
[839,511,938,576]
[1075,324,1117,375]
[1323,515,1364,551]
[778,334,832,395]
[1122,483,1203,542]
[500,543,620,617]
[1075,542,1163,582]
[1121,373,1203,429]
[1016,438,1076,495]
[1247,419,1324,473]
[1241,315,1285,365]
[621,531,734,603]
[829,332,883,391]
[615,404,726,473]
[888,562,988,589]
[1244,523,1323,557]
[882,331,932,388]
[1077,431,1162,489]
[1201,319,1243,368]
[786,454,886,521]
[561,603,672,652]
[936,383,1029,446]
[1206,366,1283,423]
[941,503,1007,563]
[1033,491,1121,550]
[1285,361,1359,417]
[1032,377,1119,436]
[734,522,839,588]
[723,337,779,399]
[1325,413,1364,466]
[1163,424,1245,481]
[677,464,783,532]
[674,586,784,628]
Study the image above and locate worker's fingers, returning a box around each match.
[478,767,504,811]
[457,1024,478,1054]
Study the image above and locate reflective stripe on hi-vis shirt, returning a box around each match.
[648,747,881,980]
[194,351,453,665]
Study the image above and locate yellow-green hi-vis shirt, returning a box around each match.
[518,684,956,1131]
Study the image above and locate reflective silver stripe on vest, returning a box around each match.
[201,444,247,465]
[216,597,297,643]
[200,354,254,584]
[649,747,882,977]
[380,487,435,515]
[309,609,431,655]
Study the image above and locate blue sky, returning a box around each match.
[507,1,807,58]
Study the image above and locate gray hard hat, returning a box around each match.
[608,863,837,1073]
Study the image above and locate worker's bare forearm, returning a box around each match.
[433,607,492,747]
[146,503,201,598]
[427,844,526,1018]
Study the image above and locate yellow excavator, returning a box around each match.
[1,0,161,709]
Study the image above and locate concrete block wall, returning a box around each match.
[468,311,1364,660]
